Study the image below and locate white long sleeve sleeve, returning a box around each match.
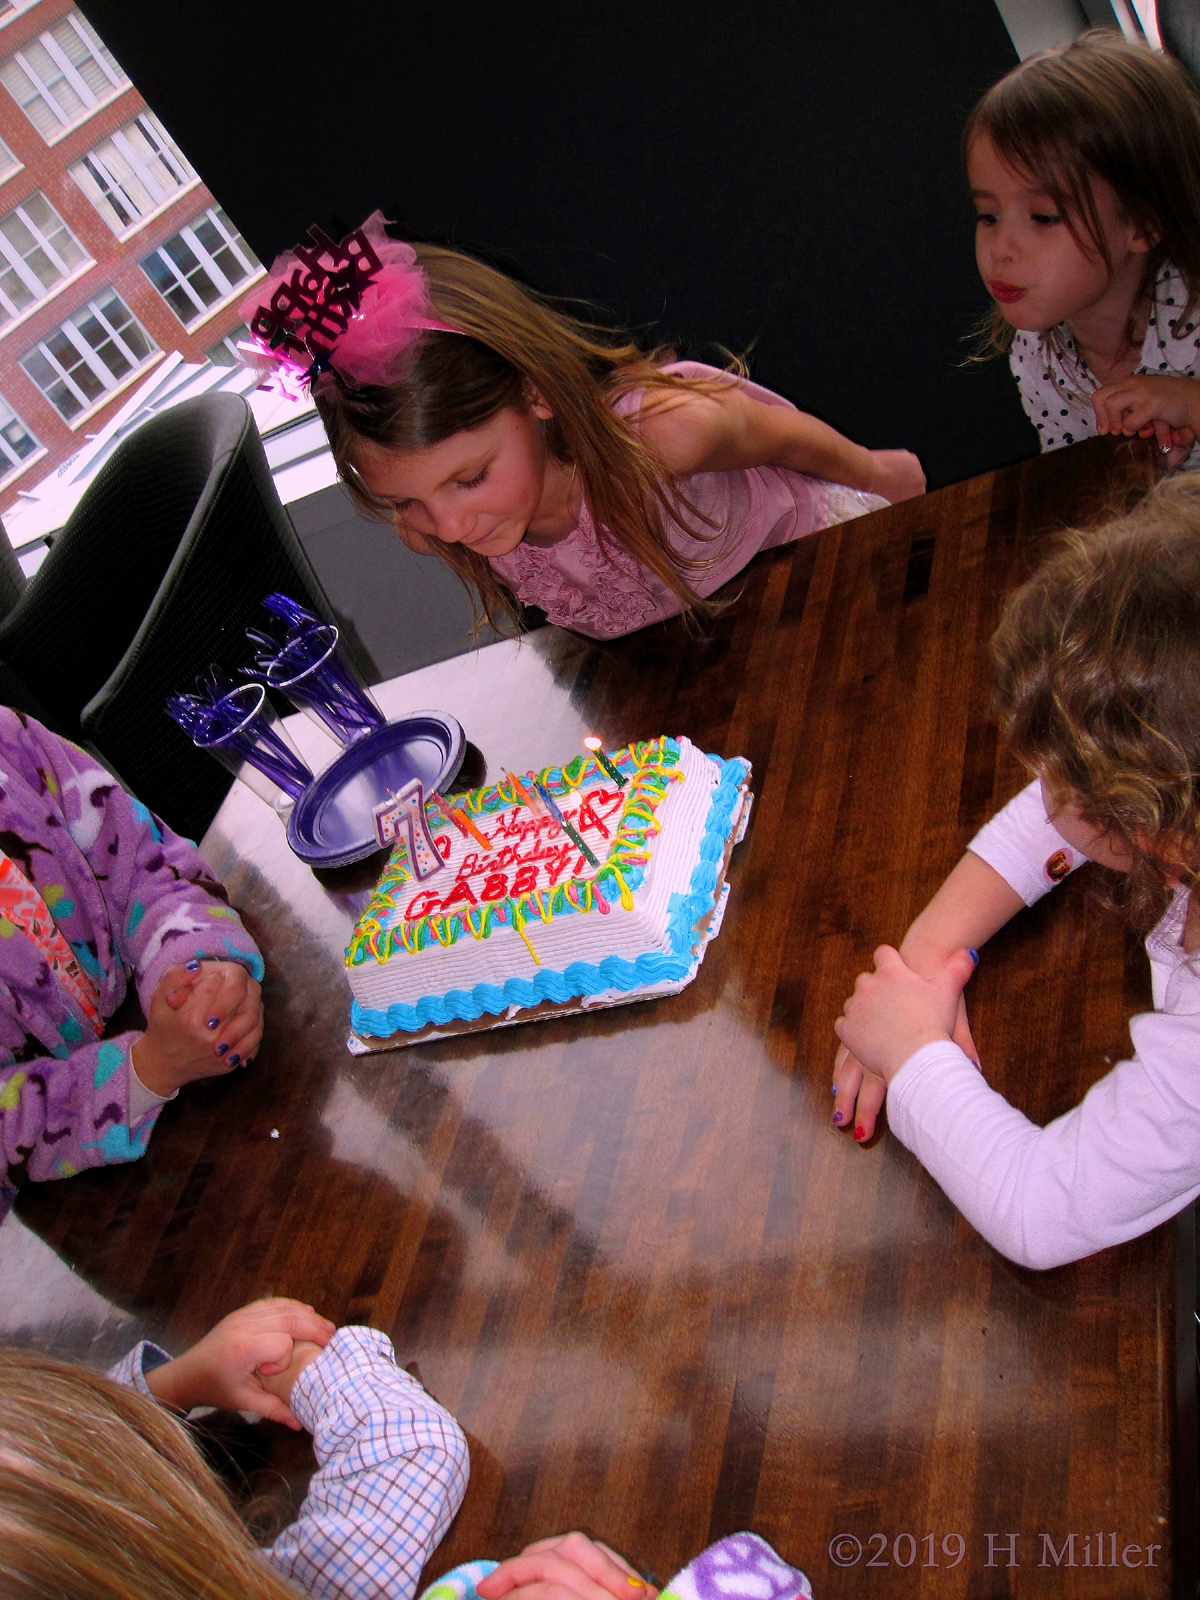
[888,999,1200,1269]
[886,784,1200,1269]
[966,778,1085,904]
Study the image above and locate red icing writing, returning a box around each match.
[399,784,625,922]
[405,888,442,920]
[440,875,478,909]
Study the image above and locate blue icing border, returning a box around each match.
[352,752,749,1037]
[665,757,749,957]
[351,950,694,1035]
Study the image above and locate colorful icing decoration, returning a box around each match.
[347,738,682,968]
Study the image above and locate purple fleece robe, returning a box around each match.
[0,709,262,1220]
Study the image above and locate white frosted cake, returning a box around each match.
[345,736,752,1048]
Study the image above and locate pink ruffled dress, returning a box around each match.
[488,360,885,639]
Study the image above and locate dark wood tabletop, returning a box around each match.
[2,436,1193,1599]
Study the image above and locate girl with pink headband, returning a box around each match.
[242,213,924,639]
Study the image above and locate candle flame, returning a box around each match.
[583,736,601,750]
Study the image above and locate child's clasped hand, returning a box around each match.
[144,1297,335,1427]
[477,1532,658,1600]
[1091,373,1199,468]
[132,959,264,1096]
[833,946,978,1115]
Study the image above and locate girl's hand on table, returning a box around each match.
[133,959,263,1095]
[145,1298,335,1427]
[477,1532,657,1600]
[832,946,977,1125]
[833,990,979,1142]
[866,448,926,504]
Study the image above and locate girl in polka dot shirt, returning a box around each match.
[966,31,1200,469]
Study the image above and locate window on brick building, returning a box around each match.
[70,111,197,233]
[20,289,156,420]
[0,2,41,27]
[0,134,18,183]
[139,206,259,326]
[0,192,86,326]
[206,322,249,366]
[0,390,36,470]
[0,11,127,140]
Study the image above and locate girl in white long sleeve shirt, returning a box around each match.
[833,474,1200,1269]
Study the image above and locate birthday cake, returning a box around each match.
[345,736,752,1048]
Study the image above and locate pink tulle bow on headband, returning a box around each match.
[237,210,458,396]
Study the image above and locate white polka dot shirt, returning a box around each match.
[1009,261,1200,465]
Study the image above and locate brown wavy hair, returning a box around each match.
[0,1346,299,1600]
[992,473,1200,927]
[315,243,737,633]
[965,29,1200,360]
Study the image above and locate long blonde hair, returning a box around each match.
[315,243,735,633]
[0,1347,299,1600]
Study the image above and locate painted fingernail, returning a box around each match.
[833,1109,845,1125]
[831,1081,838,1095]
[227,1052,240,1067]
[215,1041,229,1056]
[627,1580,646,1590]
[854,1125,866,1141]
[206,1015,220,1030]
[968,948,979,965]
[243,1056,254,1068]
[185,959,201,972]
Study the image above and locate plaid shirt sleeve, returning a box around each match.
[265,1325,470,1600]
[107,1340,173,1398]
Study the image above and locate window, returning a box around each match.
[70,111,197,233]
[0,391,36,470]
[0,1,41,26]
[0,134,18,184]
[0,192,86,327]
[21,290,156,421]
[140,206,259,326]
[206,322,249,367]
[0,12,127,139]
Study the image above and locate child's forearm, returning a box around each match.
[769,410,877,488]
[898,851,1026,977]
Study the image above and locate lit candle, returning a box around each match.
[536,781,600,868]
[583,736,627,788]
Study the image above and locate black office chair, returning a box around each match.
[0,393,338,841]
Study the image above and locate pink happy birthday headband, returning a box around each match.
[238,210,459,395]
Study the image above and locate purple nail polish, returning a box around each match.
[831,1082,838,1096]
[833,1109,845,1125]
[968,948,979,966]
[215,1042,229,1056]
[242,1056,254,1068]
[206,1015,220,1029]
[185,959,201,972]
[227,1052,240,1067]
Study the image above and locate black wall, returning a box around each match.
[81,1,1032,489]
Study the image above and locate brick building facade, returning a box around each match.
[0,0,261,515]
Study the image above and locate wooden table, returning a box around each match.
[2,437,1193,1598]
